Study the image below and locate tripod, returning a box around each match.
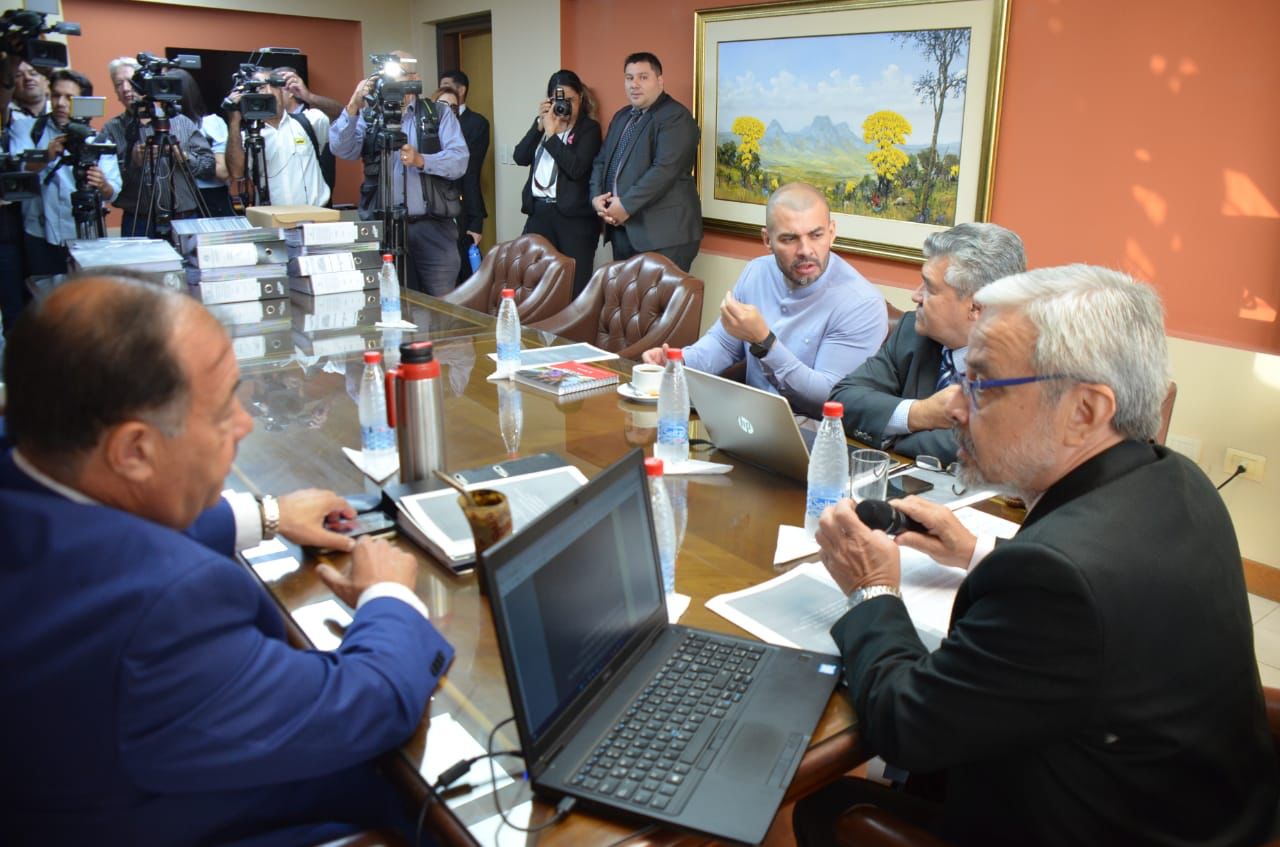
[371,116,409,282]
[240,118,271,207]
[134,101,210,239]
[70,178,106,240]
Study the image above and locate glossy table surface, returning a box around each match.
[223,289,1018,846]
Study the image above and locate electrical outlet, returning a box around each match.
[1166,434,1202,463]
[1224,448,1266,482]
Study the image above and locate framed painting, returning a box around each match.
[694,0,1011,262]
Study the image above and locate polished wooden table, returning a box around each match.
[224,290,967,845]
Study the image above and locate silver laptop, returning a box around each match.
[685,368,817,481]
[481,450,841,844]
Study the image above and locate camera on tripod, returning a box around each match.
[131,51,200,107]
[0,149,43,201]
[0,3,80,69]
[222,64,283,121]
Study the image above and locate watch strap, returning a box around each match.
[258,495,280,541]
[749,330,776,359]
[847,584,902,609]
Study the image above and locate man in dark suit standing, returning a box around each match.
[0,274,454,845]
[440,70,490,285]
[796,265,1277,846]
[590,51,701,271]
[829,222,1025,464]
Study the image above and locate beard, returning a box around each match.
[954,410,1058,503]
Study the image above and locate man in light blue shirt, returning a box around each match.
[643,182,886,418]
[329,53,468,296]
[9,69,121,276]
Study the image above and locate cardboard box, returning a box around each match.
[244,205,340,228]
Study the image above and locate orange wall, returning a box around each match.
[563,0,1280,355]
[61,0,364,208]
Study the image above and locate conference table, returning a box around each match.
[224,288,1010,846]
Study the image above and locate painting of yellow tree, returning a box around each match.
[714,28,969,225]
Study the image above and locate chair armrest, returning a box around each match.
[834,806,955,847]
[517,261,574,325]
[530,264,609,343]
[441,248,496,313]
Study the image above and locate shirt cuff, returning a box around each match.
[968,533,997,571]
[358,582,432,622]
[885,399,914,436]
[224,490,263,552]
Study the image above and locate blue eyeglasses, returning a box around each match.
[959,374,1068,411]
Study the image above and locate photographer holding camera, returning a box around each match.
[224,67,328,208]
[100,56,215,238]
[329,51,467,296]
[514,69,602,297]
[9,69,119,273]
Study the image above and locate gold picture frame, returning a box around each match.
[694,0,1011,263]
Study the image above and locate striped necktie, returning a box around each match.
[936,348,957,391]
[606,109,643,196]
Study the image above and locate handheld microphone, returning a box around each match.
[855,499,928,536]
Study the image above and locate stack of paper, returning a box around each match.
[176,218,290,307]
[67,237,185,290]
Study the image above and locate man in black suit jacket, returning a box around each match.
[797,265,1278,846]
[829,223,1025,464]
[440,70,490,285]
[589,52,701,271]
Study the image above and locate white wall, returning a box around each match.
[691,253,1280,569]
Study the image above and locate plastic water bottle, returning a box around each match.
[379,253,401,324]
[467,242,482,274]
[646,457,678,593]
[358,350,396,468]
[495,288,521,379]
[497,379,523,456]
[654,348,690,467]
[805,401,850,539]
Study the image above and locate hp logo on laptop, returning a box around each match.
[737,416,754,435]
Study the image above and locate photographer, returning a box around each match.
[224,67,328,208]
[173,68,231,217]
[9,69,119,274]
[513,69,602,297]
[329,51,467,296]
[100,56,214,238]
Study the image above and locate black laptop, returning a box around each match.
[481,449,841,844]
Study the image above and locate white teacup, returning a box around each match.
[631,364,663,396]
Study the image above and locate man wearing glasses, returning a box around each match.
[796,266,1276,846]
[829,222,1025,463]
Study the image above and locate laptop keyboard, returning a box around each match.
[569,632,766,814]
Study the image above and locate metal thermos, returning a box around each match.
[384,340,445,483]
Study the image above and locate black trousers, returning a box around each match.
[523,199,601,298]
[607,224,699,272]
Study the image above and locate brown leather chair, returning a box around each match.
[530,252,704,361]
[832,685,1280,847]
[886,300,905,343]
[441,234,574,324]
[1153,381,1178,446]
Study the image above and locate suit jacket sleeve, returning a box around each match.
[542,117,602,182]
[182,500,236,557]
[589,111,618,198]
[116,556,453,792]
[513,120,541,166]
[617,103,698,216]
[830,543,1101,773]
[461,112,489,232]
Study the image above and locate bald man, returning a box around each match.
[0,275,453,845]
[642,182,887,418]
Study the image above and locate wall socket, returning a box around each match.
[1224,448,1266,482]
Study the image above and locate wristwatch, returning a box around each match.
[258,495,280,541]
[749,330,776,359]
[846,584,902,609]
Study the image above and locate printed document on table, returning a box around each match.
[707,507,1019,654]
[484,342,617,366]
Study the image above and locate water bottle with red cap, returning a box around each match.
[495,288,521,379]
[646,457,678,593]
[358,350,395,469]
[379,253,401,324]
[805,400,849,539]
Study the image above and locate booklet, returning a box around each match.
[514,360,619,396]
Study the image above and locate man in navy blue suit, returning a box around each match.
[0,275,454,845]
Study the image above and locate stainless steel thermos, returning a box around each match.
[384,340,445,483]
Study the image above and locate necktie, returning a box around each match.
[936,348,957,391]
[605,109,643,196]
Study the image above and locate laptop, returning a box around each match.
[482,449,841,844]
[685,367,818,482]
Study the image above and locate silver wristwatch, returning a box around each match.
[847,584,902,609]
[258,495,280,541]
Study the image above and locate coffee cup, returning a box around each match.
[630,364,663,397]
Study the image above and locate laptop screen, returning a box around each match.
[488,453,664,748]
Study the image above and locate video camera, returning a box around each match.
[130,51,200,106]
[0,149,43,200]
[222,63,284,121]
[363,53,435,153]
[0,4,79,69]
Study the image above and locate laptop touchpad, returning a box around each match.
[716,721,786,783]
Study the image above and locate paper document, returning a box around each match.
[484,342,616,366]
[292,599,353,651]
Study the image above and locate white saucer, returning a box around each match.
[617,382,659,403]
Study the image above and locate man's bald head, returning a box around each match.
[4,275,194,466]
[764,182,830,233]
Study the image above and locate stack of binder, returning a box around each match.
[67,237,186,290]
[285,221,384,295]
[177,217,289,311]
[290,289,381,358]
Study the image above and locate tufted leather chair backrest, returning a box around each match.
[531,253,704,362]
[441,234,574,324]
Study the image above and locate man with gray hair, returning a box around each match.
[641,182,886,417]
[796,265,1276,846]
[830,221,1025,462]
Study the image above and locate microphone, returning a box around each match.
[855,499,928,536]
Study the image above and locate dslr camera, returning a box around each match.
[222,63,283,122]
[552,86,571,118]
[131,51,200,104]
[0,5,79,69]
